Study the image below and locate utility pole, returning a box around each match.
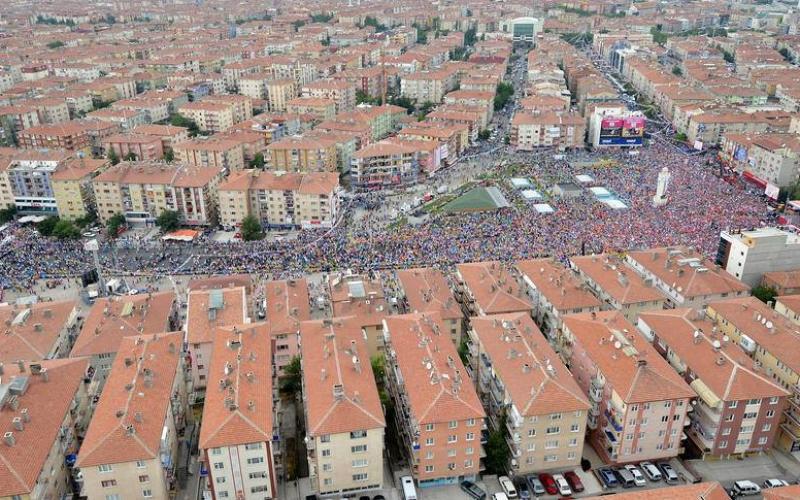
[84,238,106,296]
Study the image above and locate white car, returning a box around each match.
[553,474,572,496]
[763,478,789,488]
[640,461,662,482]
[624,465,647,487]
[498,475,518,498]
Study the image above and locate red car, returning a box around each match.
[538,473,558,495]
[564,471,585,493]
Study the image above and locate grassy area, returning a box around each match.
[442,187,503,213]
[422,195,456,214]
[387,216,408,230]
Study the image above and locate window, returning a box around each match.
[426,423,435,431]
[321,449,331,457]
[743,412,758,419]
[425,465,434,473]
[246,457,264,464]
[664,401,672,408]
[322,464,332,472]
[574,410,583,417]
[350,430,367,439]
[467,418,476,426]
[448,449,457,457]
[465,459,473,468]
[545,440,558,449]
[770,397,779,404]
[725,414,735,422]
[661,415,668,423]
[544,455,558,462]
[719,439,728,448]
[551,412,562,420]
[351,444,367,453]
[758,437,768,445]
[425,438,434,446]
[466,446,474,454]
[251,486,269,493]
[448,435,457,443]
[747,398,761,405]
[320,435,331,443]
[466,432,475,441]
[106,496,121,500]
[722,428,731,436]
[245,443,262,450]
[736,438,749,446]
[142,490,153,498]
[568,438,578,447]
[673,414,680,421]
[98,465,113,473]
[101,480,117,488]
[449,420,458,428]
[630,404,639,412]
[570,423,580,432]
[528,429,536,437]
[741,425,754,433]
[426,451,434,459]
[218,493,229,499]
[567,451,576,460]
[352,459,368,468]
[546,426,560,435]
[728,401,738,409]
[217,477,227,484]
[214,462,225,470]
[527,443,536,451]
[766,410,775,418]
[323,479,332,486]
[136,460,146,468]
[763,424,772,432]
[138,475,149,483]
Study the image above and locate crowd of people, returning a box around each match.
[0,141,769,293]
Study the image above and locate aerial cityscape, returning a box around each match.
[3,0,800,499]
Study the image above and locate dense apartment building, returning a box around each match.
[264,279,311,377]
[133,125,191,154]
[626,247,750,308]
[510,112,586,150]
[637,308,788,458]
[286,97,337,121]
[0,358,91,500]
[2,151,68,215]
[762,270,800,296]
[265,136,339,172]
[93,161,225,226]
[570,254,668,323]
[705,297,800,453]
[775,294,800,326]
[70,292,177,392]
[469,312,589,474]
[717,228,800,287]
[395,267,464,345]
[401,69,459,104]
[516,258,603,353]
[302,80,356,113]
[217,169,340,230]
[455,261,533,317]
[76,332,186,500]
[0,299,78,363]
[178,101,235,133]
[186,287,249,398]
[564,311,694,465]
[103,133,165,161]
[350,140,420,190]
[174,137,246,171]
[720,133,800,188]
[384,312,485,487]
[300,319,385,497]
[51,158,109,219]
[199,323,279,500]
[329,273,392,357]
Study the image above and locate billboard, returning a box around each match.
[622,116,645,137]
[599,117,624,138]
[598,115,645,147]
[598,137,643,146]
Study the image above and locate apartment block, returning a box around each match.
[264,279,310,377]
[266,136,338,172]
[76,332,186,500]
[720,133,800,188]
[302,80,356,113]
[395,267,464,345]
[300,319,385,496]
[133,125,191,154]
[0,358,90,500]
[510,112,586,151]
[267,79,299,112]
[17,121,102,153]
[93,161,225,226]
[469,312,589,474]
[455,261,533,317]
[0,299,78,363]
[329,273,392,358]
[571,254,668,324]
[351,140,420,191]
[401,69,459,104]
[49,157,108,220]
[762,270,800,296]
[70,292,177,393]
[775,295,800,326]
[626,247,750,309]
[199,323,278,500]
[217,169,340,230]
[383,312,485,487]
[174,137,246,171]
[718,228,800,287]
[286,97,337,121]
[516,258,603,352]
[103,133,165,161]
[637,308,788,458]
[705,297,800,453]
[564,311,694,465]
[178,101,235,133]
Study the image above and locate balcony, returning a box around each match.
[504,434,522,458]
[604,409,623,432]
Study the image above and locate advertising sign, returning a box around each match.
[621,116,645,137]
[599,117,624,138]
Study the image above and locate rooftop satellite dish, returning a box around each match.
[693,330,700,339]
[722,335,730,342]
[765,321,773,329]
[425,362,432,370]
[761,317,767,325]
[614,341,622,350]
[712,340,721,350]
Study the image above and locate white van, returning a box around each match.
[401,476,417,500]
[732,480,761,496]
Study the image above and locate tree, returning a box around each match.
[163,149,175,163]
[37,216,60,237]
[494,82,514,110]
[752,285,777,305]
[675,132,688,142]
[779,47,793,62]
[722,49,734,64]
[389,96,415,113]
[107,148,120,165]
[169,114,200,137]
[155,210,180,232]
[650,26,669,45]
[291,20,306,30]
[249,152,265,169]
[478,129,491,141]
[47,40,65,49]
[464,27,477,47]
[106,213,125,238]
[0,206,16,224]
[310,13,334,23]
[484,423,510,475]
[240,215,263,241]
[280,356,302,396]
[123,152,138,161]
[672,66,683,76]
[363,16,388,32]
[52,219,80,239]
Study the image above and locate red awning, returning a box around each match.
[743,171,767,188]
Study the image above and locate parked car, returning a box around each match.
[657,462,679,483]
[460,480,487,500]
[624,465,647,487]
[598,468,619,488]
[563,471,585,493]
[513,477,531,499]
[553,474,572,497]
[526,476,546,497]
[538,473,558,495]
[731,480,761,496]
[763,479,789,488]
[498,476,517,498]
[492,494,509,500]
[640,462,663,482]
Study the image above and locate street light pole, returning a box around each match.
[84,239,106,296]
